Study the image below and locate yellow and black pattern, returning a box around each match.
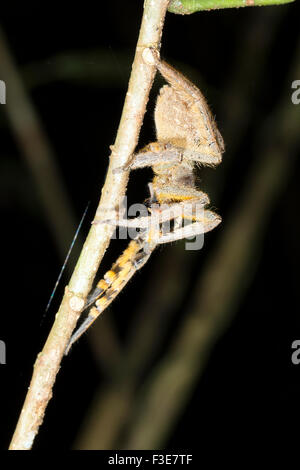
[85,239,142,309]
[65,236,153,354]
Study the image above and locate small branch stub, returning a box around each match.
[142,47,158,66]
[69,295,85,312]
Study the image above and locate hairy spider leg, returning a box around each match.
[65,235,155,354]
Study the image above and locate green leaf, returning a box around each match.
[168,0,295,14]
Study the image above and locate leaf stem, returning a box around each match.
[168,0,295,15]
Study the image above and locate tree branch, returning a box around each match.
[9,0,170,450]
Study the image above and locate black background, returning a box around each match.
[0,1,300,451]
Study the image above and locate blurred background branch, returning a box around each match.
[119,37,300,451]
[73,7,300,450]
[0,27,77,259]
[112,40,299,450]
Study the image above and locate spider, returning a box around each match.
[65,49,224,354]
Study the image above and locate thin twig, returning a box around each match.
[9,0,170,450]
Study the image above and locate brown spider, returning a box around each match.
[65,49,224,354]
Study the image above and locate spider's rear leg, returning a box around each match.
[65,236,154,355]
[84,237,143,310]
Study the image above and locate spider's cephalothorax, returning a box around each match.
[65,51,224,354]
[115,51,225,241]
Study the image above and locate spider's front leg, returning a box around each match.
[93,193,153,230]
[113,142,182,173]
